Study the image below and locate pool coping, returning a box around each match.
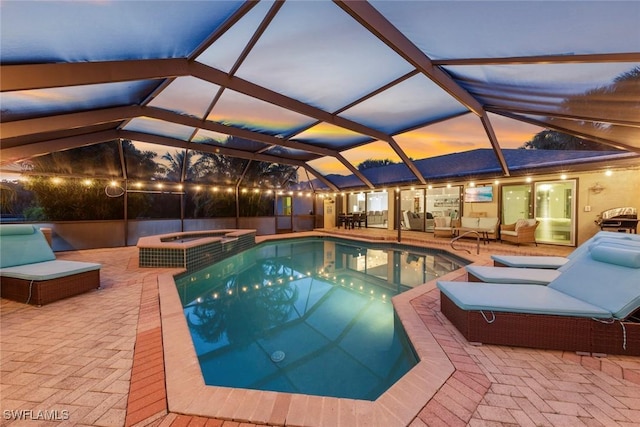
[158,234,470,426]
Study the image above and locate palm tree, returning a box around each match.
[0,183,17,216]
[520,130,611,151]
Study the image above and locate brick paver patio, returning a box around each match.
[1,230,639,426]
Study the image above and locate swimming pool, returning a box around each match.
[174,237,467,400]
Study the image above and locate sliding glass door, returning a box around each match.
[535,180,576,246]
[501,180,576,246]
[501,184,533,225]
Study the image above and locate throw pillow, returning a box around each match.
[435,217,450,227]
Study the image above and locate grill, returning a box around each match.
[595,207,638,233]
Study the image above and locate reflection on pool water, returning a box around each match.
[174,237,467,400]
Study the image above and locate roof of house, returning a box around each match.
[317,149,637,190]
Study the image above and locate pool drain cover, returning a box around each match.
[271,350,285,362]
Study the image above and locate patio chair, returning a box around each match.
[353,212,366,228]
[433,216,454,237]
[437,242,640,355]
[500,219,539,246]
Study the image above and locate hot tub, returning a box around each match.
[137,229,256,271]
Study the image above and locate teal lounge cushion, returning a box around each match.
[0,224,38,236]
[466,265,559,285]
[565,231,640,261]
[593,231,640,243]
[589,238,640,256]
[437,281,610,318]
[0,260,101,281]
[490,255,568,269]
[590,244,640,268]
[548,250,640,319]
[0,228,55,268]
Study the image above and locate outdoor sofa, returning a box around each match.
[437,239,640,355]
[0,224,101,305]
[403,211,434,232]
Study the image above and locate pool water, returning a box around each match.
[174,237,467,400]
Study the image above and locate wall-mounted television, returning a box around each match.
[464,185,493,203]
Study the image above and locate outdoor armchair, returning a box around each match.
[500,219,539,246]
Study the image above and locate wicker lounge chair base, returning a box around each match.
[441,293,594,353]
[591,318,640,356]
[440,294,640,356]
[1,270,100,306]
[467,272,483,282]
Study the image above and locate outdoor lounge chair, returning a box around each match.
[490,230,640,268]
[437,242,640,355]
[0,224,101,305]
[469,235,640,285]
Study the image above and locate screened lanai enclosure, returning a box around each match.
[1,1,639,242]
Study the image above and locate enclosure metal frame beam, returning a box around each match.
[335,0,510,176]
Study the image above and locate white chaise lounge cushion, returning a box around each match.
[0,260,101,281]
[437,281,611,318]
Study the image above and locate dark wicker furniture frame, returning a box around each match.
[0,270,100,306]
[440,292,640,356]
